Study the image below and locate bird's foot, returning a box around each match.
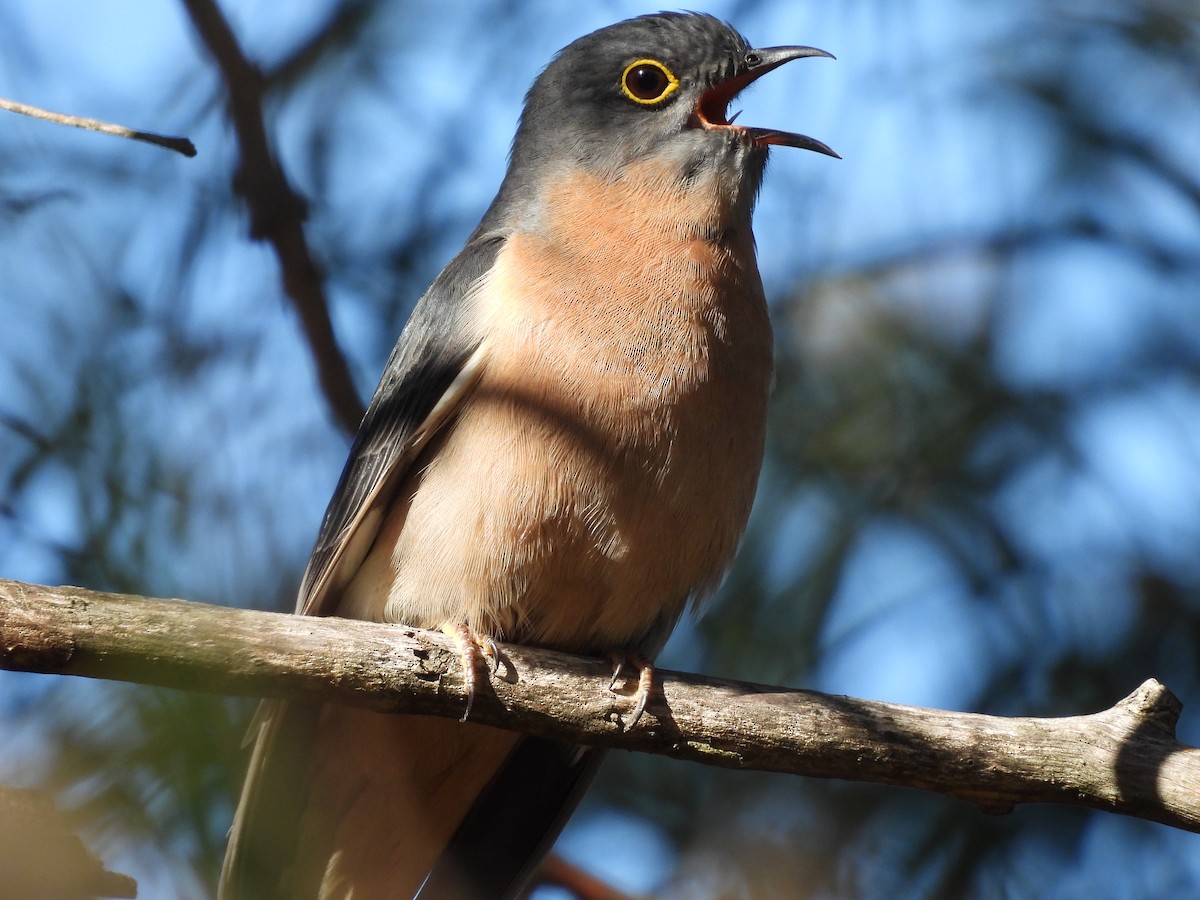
[608,651,657,730]
[442,622,500,721]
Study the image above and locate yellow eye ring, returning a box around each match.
[621,59,680,105]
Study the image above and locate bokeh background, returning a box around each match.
[3,0,1200,897]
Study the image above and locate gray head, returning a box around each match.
[479,12,836,234]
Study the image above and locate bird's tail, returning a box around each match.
[220,700,601,899]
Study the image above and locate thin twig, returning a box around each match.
[0,96,196,157]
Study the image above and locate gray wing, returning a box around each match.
[296,233,503,618]
[219,233,503,900]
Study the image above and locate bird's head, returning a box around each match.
[508,13,836,184]
[476,13,837,237]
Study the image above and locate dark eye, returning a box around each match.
[621,59,679,105]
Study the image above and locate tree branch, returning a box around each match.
[181,0,365,435]
[3,576,1200,833]
[0,96,196,157]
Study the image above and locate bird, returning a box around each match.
[219,12,836,900]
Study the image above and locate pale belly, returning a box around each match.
[342,393,760,651]
[341,189,774,654]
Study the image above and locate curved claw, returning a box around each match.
[443,623,500,721]
[607,652,629,692]
[479,635,501,675]
[608,651,657,730]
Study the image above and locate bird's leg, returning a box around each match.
[607,651,657,730]
[442,622,500,721]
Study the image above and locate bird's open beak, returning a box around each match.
[695,45,839,158]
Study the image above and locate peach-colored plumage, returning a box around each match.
[320,158,772,896]
[343,159,772,648]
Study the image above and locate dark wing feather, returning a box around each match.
[297,233,503,617]
[219,233,503,900]
[417,742,606,900]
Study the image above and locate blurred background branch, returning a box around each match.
[0,787,137,899]
[1,0,1198,897]
[181,0,365,434]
